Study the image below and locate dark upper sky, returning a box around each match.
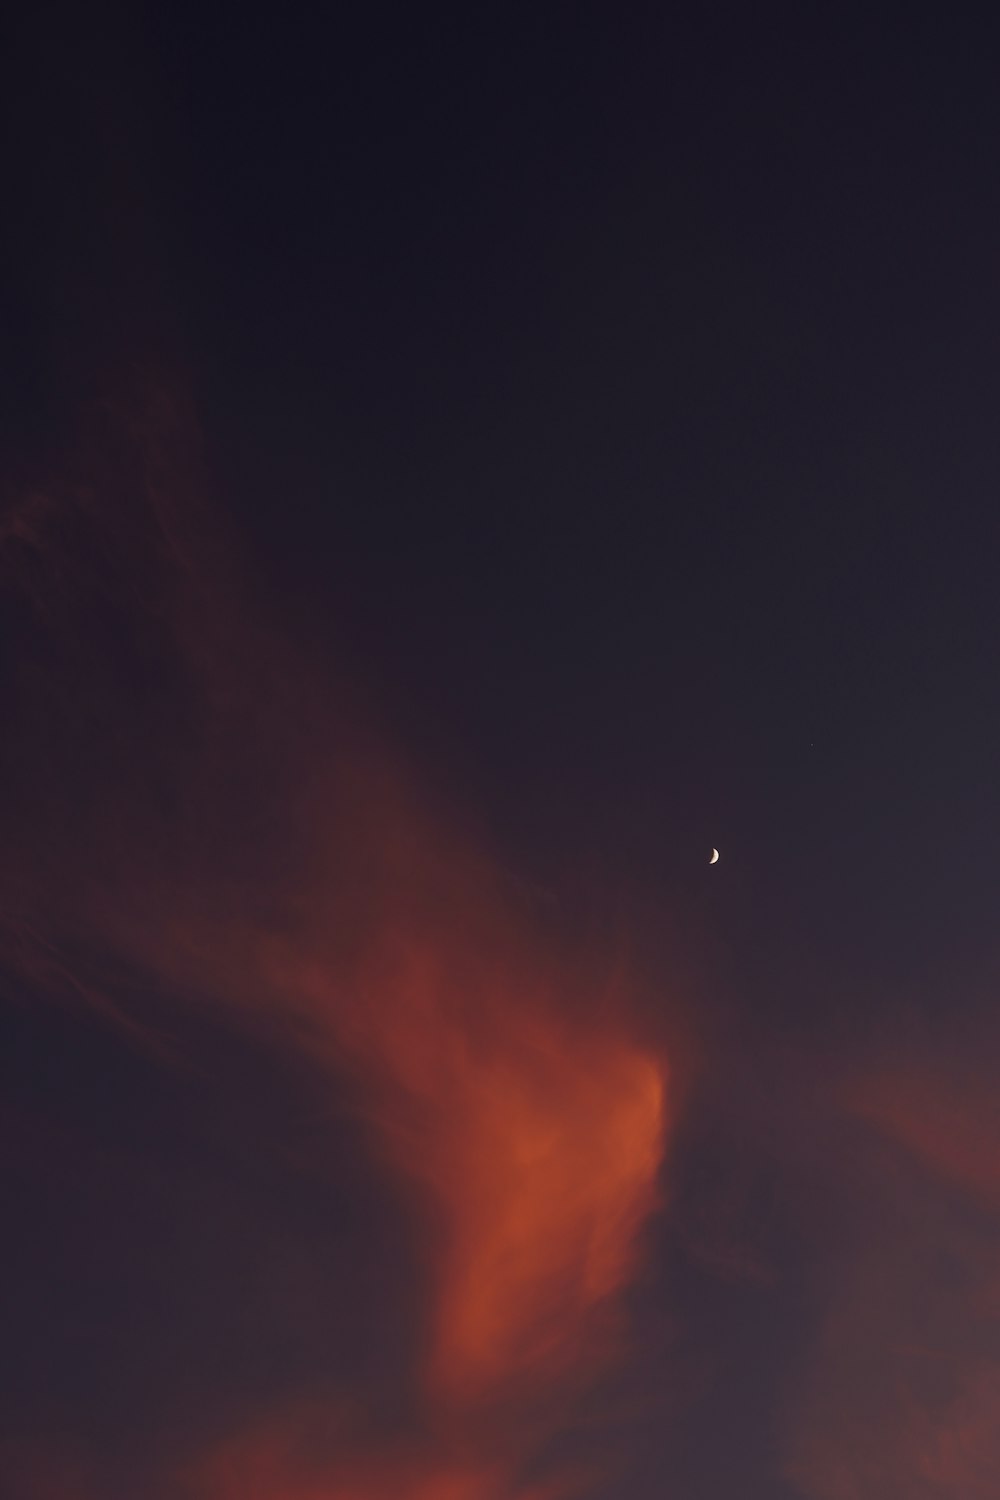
[3,7,1000,1499]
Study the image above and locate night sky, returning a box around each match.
[3,8,1000,1499]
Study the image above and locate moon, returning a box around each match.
[709,848,719,864]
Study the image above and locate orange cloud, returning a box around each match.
[1,393,674,1500]
[154,805,671,1496]
[849,1063,1000,1203]
[193,1408,574,1500]
[271,905,669,1399]
[783,1037,1000,1500]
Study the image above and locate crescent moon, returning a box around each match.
[709,848,719,864]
